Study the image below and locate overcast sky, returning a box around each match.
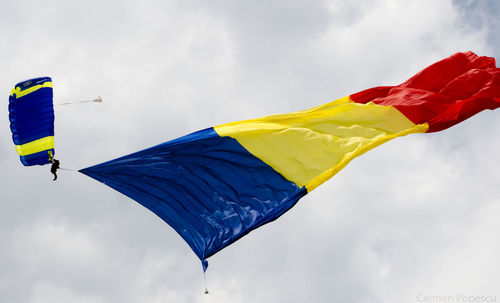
[1,0,500,302]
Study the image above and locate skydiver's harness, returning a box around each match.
[48,152,60,181]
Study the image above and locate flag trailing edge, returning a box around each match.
[80,51,500,269]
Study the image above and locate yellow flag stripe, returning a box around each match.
[215,96,429,191]
[304,122,428,191]
[10,81,53,99]
[15,136,54,156]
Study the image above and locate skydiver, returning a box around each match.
[50,158,60,181]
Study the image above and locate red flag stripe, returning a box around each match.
[350,51,500,132]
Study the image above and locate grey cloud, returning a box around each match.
[1,0,499,302]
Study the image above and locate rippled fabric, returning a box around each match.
[350,51,500,132]
[80,128,306,265]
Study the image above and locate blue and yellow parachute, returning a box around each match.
[8,77,55,166]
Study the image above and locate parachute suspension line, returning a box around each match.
[59,167,77,172]
[54,96,102,106]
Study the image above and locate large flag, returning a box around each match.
[80,52,500,270]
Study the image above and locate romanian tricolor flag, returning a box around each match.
[80,51,500,269]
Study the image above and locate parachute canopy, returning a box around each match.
[9,77,55,166]
[80,52,500,270]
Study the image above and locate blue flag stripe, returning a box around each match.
[80,127,307,260]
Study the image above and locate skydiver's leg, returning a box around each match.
[53,171,57,181]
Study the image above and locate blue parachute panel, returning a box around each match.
[9,77,55,166]
[80,128,307,262]
[20,149,55,166]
